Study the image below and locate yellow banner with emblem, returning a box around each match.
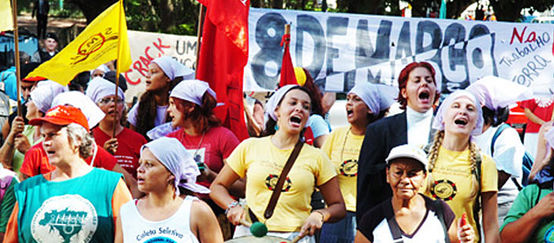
[28,0,131,85]
[0,0,14,31]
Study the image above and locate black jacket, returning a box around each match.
[356,112,407,222]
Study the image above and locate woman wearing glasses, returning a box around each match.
[86,77,148,188]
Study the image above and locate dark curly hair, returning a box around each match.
[135,76,183,137]
[482,106,509,127]
[173,92,221,133]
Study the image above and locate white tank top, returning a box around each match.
[120,196,200,243]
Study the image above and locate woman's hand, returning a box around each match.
[225,205,246,226]
[458,214,475,243]
[14,134,31,154]
[299,211,325,237]
[9,117,25,136]
[531,192,554,218]
[103,138,118,154]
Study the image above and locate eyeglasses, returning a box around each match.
[98,97,124,105]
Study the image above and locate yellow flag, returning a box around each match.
[28,1,131,85]
[0,0,14,31]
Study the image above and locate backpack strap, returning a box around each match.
[387,216,404,243]
[432,199,451,243]
[472,148,483,241]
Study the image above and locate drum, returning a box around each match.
[225,235,290,243]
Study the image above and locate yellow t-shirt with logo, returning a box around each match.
[424,146,498,243]
[227,136,337,232]
[321,126,363,212]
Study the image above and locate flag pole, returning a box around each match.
[195,4,205,69]
[113,0,124,138]
[11,0,22,117]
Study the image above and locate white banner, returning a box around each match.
[124,30,197,101]
[244,8,554,96]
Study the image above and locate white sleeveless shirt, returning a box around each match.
[120,196,200,243]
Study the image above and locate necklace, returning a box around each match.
[189,131,206,163]
[339,127,352,163]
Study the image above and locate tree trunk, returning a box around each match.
[67,0,117,24]
[159,0,176,32]
[490,0,523,22]
[272,0,283,8]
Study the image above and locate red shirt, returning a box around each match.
[166,126,239,191]
[20,142,117,177]
[521,98,554,133]
[92,127,147,179]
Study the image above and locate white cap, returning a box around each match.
[385,144,428,170]
[151,56,195,81]
[169,79,216,106]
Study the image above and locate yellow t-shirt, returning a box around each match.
[424,146,498,243]
[227,136,337,232]
[321,126,363,212]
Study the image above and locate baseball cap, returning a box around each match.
[385,144,428,170]
[29,105,89,131]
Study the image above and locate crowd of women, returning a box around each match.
[0,56,552,243]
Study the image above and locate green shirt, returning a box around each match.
[501,184,554,242]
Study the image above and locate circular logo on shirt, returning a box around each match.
[31,194,98,242]
[145,237,178,243]
[431,179,457,201]
[265,174,292,192]
[339,159,358,177]
[545,226,554,243]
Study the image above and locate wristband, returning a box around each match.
[314,210,325,223]
[225,200,240,214]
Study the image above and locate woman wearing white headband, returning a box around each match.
[115,137,222,243]
[0,80,67,176]
[211,85,345,242]
[128,56,194,138]
[319,82,396,242]
[86,77,147,180]
[424,90,499,243]
[166,79,239,239]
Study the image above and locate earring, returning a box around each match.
[274,124,279,131]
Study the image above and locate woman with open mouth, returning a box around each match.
[4,105,132,242]
[425,90,499,243]
[356,61,440,222]
[127,56,194,138]
[319,82,396,242]
[115,137,223,243]
[210,85,345,242]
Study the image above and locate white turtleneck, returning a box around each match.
[406,106,434,147]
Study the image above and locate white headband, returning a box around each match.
[466,76,532,110]
[151,56,195,81]
[52,91,106,129]
[170,79,216,106]
[30,80,68,113]
[263,85,297,126]
[85,77,125,104]
[141,137,210,195]
[432,90,484,136]
[348,82,397,115]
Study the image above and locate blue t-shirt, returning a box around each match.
[0,67,19,101]
[308,114,331,139]
[14,168,122,242]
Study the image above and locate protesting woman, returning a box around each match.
[166,79,240,238]
[425,90,499,243]
[210,85,346,242]
[4,105,132,242]
[128,56,194,137]
[319,82,396,242]
[356,144,475,243]
[86,77,147,180]
[115,137,222,243]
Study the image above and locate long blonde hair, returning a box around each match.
[426,130,481,198]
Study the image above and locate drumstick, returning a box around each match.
[290,234,305,243]
[239,219,252,227]
[239,219,268,238]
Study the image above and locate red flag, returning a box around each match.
[279,32,297,87]
[196,0,249,141]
